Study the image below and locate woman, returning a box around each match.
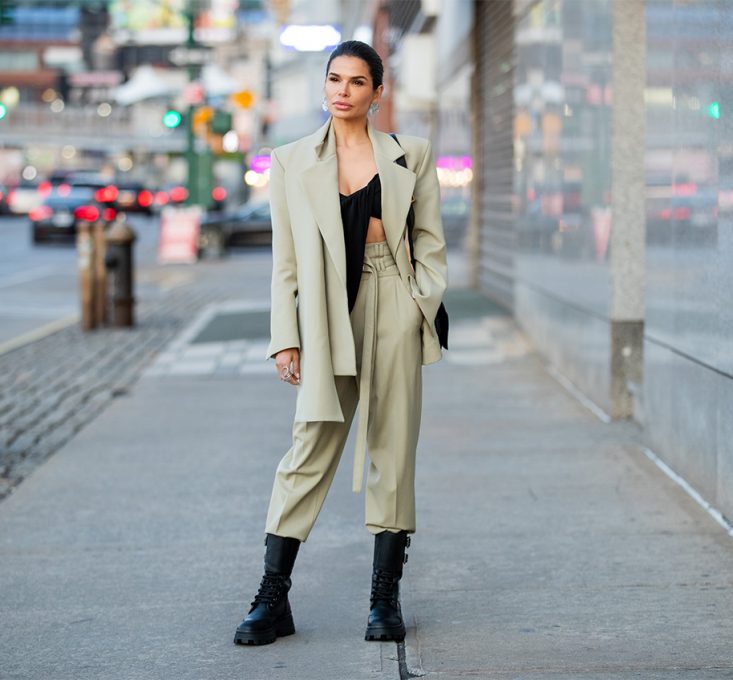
[234,40,447,646]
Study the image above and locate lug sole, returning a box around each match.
[364,624,406,642]
[233,614,295,646]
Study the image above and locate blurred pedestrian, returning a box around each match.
[234,40,447,646]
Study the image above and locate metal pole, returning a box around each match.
[185,1,198,206]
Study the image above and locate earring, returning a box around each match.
[369,101,380,115]
[322,97,329,112]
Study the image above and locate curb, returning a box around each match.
[0,314,79,357]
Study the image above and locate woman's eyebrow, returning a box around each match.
[328,71,367,80]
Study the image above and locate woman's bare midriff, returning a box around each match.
[366,216,387,243]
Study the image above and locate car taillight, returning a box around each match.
[212,186,227,201]
[94,185,118,203]
[138,189,153,207]
[57,183,71,197]
[29,206,52,221]
[38,180,52,197]
[155,191,169,206]
[169,186,188,202]
[103,207,117,221]
[74,205,100,222]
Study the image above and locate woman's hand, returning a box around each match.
[275,348,300,385]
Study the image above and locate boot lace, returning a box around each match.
[370,569,398,605]
[251,574,287,609]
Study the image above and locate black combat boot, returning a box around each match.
[233,533,301,645]
[365,530,410,642]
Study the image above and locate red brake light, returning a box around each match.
[38,180,52,196]
[29,206,53,221]
[74,205,100,222]
[169,186,188,202]
[103,207,117,222]
[95,185,118,203]
[155,190,169,206]
[212,186,227,201]
[57,183,71,197]
[138,189,153,207]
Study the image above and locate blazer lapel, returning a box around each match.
[300,119,417,288]
[368,123,416,261]
[302,118,347,287]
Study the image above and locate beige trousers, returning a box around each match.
[265,241,423,541]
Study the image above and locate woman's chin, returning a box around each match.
[329,108,366,120]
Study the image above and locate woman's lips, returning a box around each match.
[334,102,352,110]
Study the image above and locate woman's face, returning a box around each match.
[324,55,382,120]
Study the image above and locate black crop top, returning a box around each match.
[339,173,382,313]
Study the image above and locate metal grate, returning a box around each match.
[190,310,270,343]
[474,0,516,311]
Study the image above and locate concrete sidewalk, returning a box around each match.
[1,254,732,679]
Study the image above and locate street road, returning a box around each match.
[0,214,160,349]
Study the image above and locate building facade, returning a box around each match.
[469,0,732,521]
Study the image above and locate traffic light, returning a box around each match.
[163,109,183,128]
[0,104,7,120]
[0,0,16,25]
[707,101,721,119]
[211,110,232,135]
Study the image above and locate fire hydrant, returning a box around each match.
[105,216,137,327]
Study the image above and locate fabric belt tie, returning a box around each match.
[352,256,380,493]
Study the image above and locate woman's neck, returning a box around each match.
[332,116,370,149]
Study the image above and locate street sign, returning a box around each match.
[231,90,255,109]
[169,46,212,66]
[158,206,202,264]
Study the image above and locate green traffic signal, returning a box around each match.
[163,109,183,128]
[707,101,721,119]
[0,103,7,120]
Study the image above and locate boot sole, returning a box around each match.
[233,614,295,646]
[364,624,406,642]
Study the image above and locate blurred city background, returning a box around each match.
[1,0,731,523]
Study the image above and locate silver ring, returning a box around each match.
[281,367,292,380]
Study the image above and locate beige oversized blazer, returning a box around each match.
[266,116,448,423]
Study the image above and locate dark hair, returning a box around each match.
[325,40,383,90]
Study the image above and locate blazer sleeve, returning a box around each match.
[266,148,300,359]
[411,139,448,327]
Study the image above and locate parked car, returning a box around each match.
[29,185,117,243]
[153,183,227,213]
[114,181,155,215]
[198,200,271,257]
[7,180,43,215]
[0,183,11,214]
